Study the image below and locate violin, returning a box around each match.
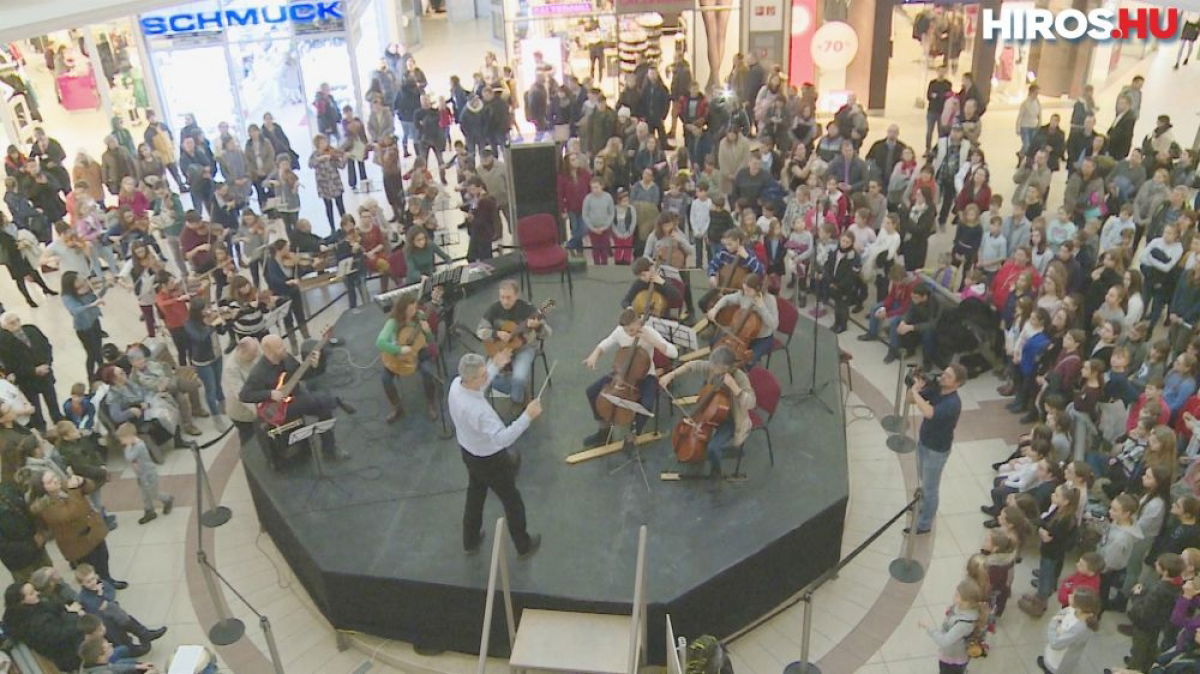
[594,304,657,428]
[671,371,733,464]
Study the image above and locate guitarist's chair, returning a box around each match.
[517,214,573,300]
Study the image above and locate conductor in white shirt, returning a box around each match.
[448,351,543,557]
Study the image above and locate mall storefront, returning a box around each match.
[2,0,405,162]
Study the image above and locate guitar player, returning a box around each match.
[474,280,551,406]
[239,334,356,460]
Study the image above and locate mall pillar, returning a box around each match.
[81,29,113,117]
[969,0,1000,106]
[865,0,893,112]
[844,0,877,109]
[1026,0,1093,97]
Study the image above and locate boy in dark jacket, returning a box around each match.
[75,564,166,656]
[1127,552,1186,672]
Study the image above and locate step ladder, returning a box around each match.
[477,518,648,674]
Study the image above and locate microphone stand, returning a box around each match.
[787,245,834,414]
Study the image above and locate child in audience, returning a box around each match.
[1056,551,1104,609]
[982,529,1017,617]
[920,579,988,674]
[1098,493,1144,611]
[114,423,173,525]
[1126,552,1186,672]
[960,268,988,302]
[1018,484,1080,617]
[977,216,1008,278]
[61,382,96,430]
[75,563,166,656]
[1038,587,1100,674]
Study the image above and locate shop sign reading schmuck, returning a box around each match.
[140,1,344,36]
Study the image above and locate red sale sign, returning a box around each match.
[789,0,816,84]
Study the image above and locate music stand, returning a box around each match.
[786,271,835,414]
[290,419,348,501]
[600,393,656,492]
[647,316,700,353]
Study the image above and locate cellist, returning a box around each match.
[658,345,755,479]
[699,228,764,312]
[581,308,678,449]
[621,258,681,314]
[706,273,778,367]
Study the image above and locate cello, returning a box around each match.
[630,261,669,318]
[593,306,657,429]
[670,371,733,463]
[712,276,766,367]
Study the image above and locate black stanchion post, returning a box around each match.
[880,357,907,433]
[191,441,232,529]
[783,592,820,674]
[886,368,916,454]
[889,489,926,583]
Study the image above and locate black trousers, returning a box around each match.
[460,447,531,553]
[74,540,114,582]
[76,322,104,381]
[20,376,61,430]
[286,390,339,454]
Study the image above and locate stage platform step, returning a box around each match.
[510,609,634,673]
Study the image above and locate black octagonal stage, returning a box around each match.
[242,266,849,659]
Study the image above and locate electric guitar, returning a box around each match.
[256,326,335,426]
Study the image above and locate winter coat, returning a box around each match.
[29,481,106,563]
[308,150,346,200]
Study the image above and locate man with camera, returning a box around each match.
[906,363,965,535]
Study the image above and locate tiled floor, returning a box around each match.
[5,14,1200,674]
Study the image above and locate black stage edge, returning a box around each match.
[241,267,849,662]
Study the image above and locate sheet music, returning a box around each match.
[646,316,700,351]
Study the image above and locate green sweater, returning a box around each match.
[404,242,451,283]
[376,316,434,355]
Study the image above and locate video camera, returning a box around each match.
[904,363,943,388]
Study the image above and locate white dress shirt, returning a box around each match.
[449,364,532,457]
[594,326,679,361]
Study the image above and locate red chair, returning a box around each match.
[736,366,781,475]
[516,214,573,299]
[764,295,799,383]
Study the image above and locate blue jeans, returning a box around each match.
[194,358,224,416]
[490,346,537,403]
[750,336,772,367]
[707,419,735,473]
[865,303,900,338]
[916,442,950,530]
[1038,554,1064,599]
[399,121,417,152]
[567,211,585,250]
[1019,127,1038,156]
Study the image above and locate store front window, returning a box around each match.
[139,0,358,161]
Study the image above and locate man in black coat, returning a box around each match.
[0,314,58,431]
[1107,94,1137,160]
[393,76,422,157]
[1065,114,1100,173]
[481,87,510,157]
[1028,114,1067,172]
[0,481,51,582]
[865,124,909,183]
[642,69,672,148]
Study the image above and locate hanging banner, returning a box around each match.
[788,0,817,83]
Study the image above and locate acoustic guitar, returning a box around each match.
[482,299,555,357]
[381,319,428,377]
[256,326,335,426]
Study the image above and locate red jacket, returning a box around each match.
[1057,570,1101,608]
[990,261,1041,313]
[154,291,190,330]
[556,169,592,214]
[880,278,915,318]
[1176,395,1200,441]
[1127,393,1173,432]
